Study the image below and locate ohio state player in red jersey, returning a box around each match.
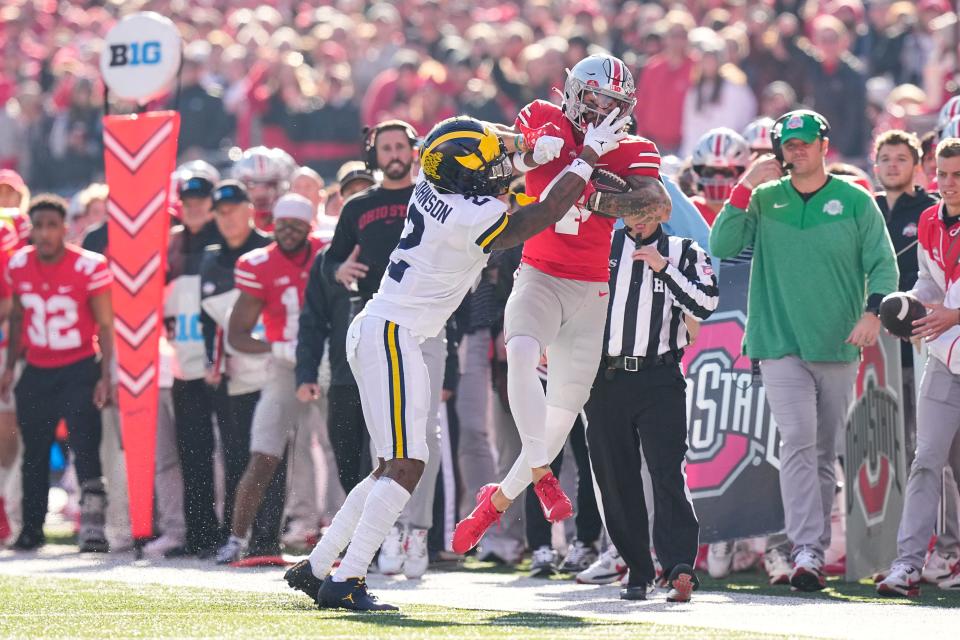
[216,193,326,564]
[454,54,672,554]
[0,195,114,553]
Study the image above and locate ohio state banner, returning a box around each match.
[844,335,907,580]
[102,111,179,540]
[682,259,784,543]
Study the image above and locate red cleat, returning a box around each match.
[534,472,573,523]
[452,484,501,554]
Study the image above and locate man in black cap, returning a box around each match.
[164,166,225,557]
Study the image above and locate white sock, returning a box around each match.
[500,405,579,500]
[332,477,411,581]
[506,336,548,467]
[308,476,375,578]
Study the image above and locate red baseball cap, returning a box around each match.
[0,169,24,192]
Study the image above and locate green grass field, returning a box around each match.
[0,575,797,640]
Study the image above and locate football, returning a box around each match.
[879,292,926,340]
[590,168,630,194]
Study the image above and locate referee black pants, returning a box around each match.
[326,384,371,493]
[16,356,103,538]
[584,362,699,586]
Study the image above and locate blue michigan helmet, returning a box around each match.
[419,117,513,197]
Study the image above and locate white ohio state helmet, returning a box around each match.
[938,96,960,135]
[562,54,637,133]
[742,117,775,153]
[691,128,750,202]
[232,146,296,187]
[941,116,960,141]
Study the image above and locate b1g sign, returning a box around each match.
[682,260,785,543]
[844,335,907,581]
[99,12,181,103]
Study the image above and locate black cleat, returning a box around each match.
[285,559,324,604]
[619,583,652,600]
[318,576,398,611]
[665,563,699,602]
[11,530,44,551]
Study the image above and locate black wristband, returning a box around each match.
[865,293,884,316]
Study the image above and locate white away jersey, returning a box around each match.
[364,173,509,338]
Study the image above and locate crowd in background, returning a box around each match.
[0,0,957,198]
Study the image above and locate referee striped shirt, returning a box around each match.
[604,226,719,358]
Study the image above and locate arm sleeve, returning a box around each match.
[618,139,661,180]
[296,255,331,387]
[909,240,944,305]
[86,256,113,293]
[321,208,358,286]
[859,197,900,298]
[656,241,720,320]
[709,185,758,259]
[234,255,266,301]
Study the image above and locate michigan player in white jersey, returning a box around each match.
[283,112,630,611]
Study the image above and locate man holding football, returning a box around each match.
[877,137,960,596]
[453,54,672,554]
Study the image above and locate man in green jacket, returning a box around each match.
[709,109,899,592]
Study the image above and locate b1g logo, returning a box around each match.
[846,341,903,527]
[108,42,162,67]
[683,310,780,499]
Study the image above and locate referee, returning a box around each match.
[584,210,718,603]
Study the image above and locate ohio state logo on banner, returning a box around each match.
[844,335,907,580]
[681,261,784,543]
[684,309,780,498]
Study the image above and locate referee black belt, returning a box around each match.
[605,350,683,372]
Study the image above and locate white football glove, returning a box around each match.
[271,340,297,366]
[532,135,564,165]
[582,108,632,157]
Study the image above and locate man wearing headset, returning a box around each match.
[709,109,899,591]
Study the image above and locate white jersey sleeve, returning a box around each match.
[364,175,509,338]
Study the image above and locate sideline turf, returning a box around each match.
[0,575,797,639]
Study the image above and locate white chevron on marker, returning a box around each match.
[114,314,158,348]
[111,253,161,294]
[118,365,156,396]
[108,190,166,236]
[103,119,175,173]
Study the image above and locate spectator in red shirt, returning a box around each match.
[634,10,696,154]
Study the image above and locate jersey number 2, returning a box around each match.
[388,205,425,282]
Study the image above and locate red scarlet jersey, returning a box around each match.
[234,236,324,342]
[691,196,718,227]
[515,100,661,281]
[5,244,112,367]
